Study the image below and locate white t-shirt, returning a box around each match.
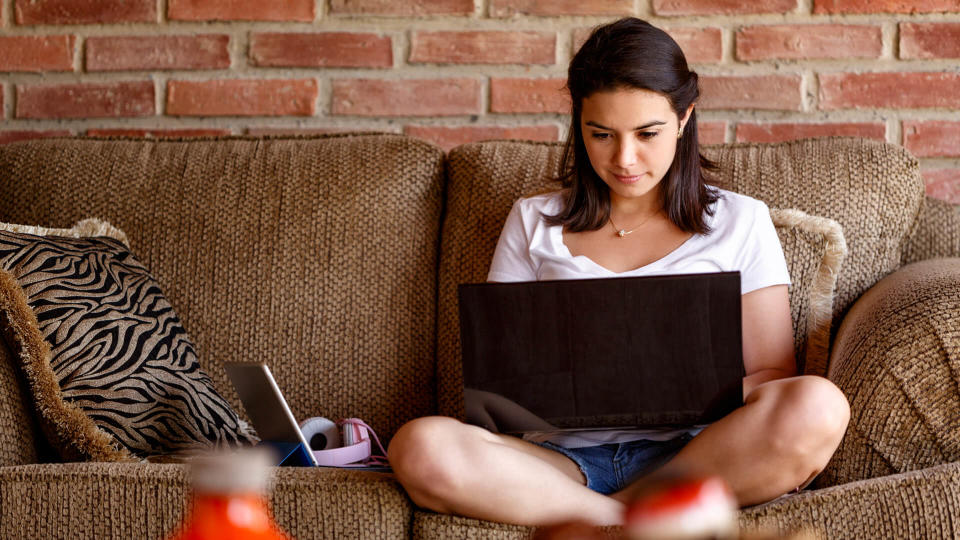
[487,188,791,448]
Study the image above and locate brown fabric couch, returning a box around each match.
[0,134,958,539]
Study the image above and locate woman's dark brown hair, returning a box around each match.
[545,17,719,234]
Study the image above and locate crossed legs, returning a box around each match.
[387,375,850,526]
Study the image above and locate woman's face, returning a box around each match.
[579,88,690,206]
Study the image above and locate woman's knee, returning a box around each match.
[756,376,850,468]
[387,416,476,501]
[781,376,849,439]
[389,416,458,472]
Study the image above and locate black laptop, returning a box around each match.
[457,272,744,434]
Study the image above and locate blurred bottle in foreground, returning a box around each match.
[624,475,737,540]
[168,448,291,540]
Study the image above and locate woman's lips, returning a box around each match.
[613,173,643,184]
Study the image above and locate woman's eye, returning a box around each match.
[638,131,658,140]
[590,132,610,140]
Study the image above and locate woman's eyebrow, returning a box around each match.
[585,120,667,130]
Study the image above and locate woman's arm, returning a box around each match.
[741,284,797,398]
[488,200,539,282]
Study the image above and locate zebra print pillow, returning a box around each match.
[0,220,257,459]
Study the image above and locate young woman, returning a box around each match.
[387,18,850,527]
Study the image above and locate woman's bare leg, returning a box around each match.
[389,375,848,525]
[614,375,850,506]
[387,416,625,526]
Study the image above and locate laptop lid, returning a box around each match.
[457,272,744,433]
[223,362,319,466]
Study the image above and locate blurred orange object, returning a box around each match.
[624,476,737,540]
[172,492,290,540]
[168,449,291,540]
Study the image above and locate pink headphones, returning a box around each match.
[300,417,388,467]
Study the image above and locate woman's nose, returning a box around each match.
[614,140,637,168]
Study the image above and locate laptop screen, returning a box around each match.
[457,272,744,433]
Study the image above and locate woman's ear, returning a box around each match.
[679,103,695,132]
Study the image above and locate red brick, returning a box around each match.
[922,168,960,204]
[699,75,803,111]
[819,72,960,110]
[410,31,555,65]
[331,79,482,117]
[735,122,885,143]
[653,0,796,15]
[17,81,155,119]
[0,130,72,144]
[667,28,723,64]
[490,78,569,114]
[572,28,592,51]
[0,35,75,72]
[900,23,960,59]
[86,128,232,137]
[15,0,156,24]
[167,79,317,117]
[903,121,960,158]
[328,0,473,16]
[404,125,560,151]
[736,24,881,61]
[246,127,401,136]
[168,0,313,21]
[697,121,726,145]
[573,26,722,64]
[86,35,230,71]
[251,33,392,68]
[814,0,960,14]
[572,28,595,53]
[490,0,632,16]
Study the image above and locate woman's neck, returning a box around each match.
[608,190,663,223]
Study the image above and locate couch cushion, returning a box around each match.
[412,512,533,539]
[0,134,445,443]
[438,140,849,416]
[0,219,257,460]
[0,341,41,466]
[0,463,411,539]
[704,137,924,323]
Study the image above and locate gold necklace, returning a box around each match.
[609,211,657,238]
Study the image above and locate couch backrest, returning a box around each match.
[0,134,445,441]
[902,196,960,265]
[704,137,924,321]
[437,137,924,418]
[437,141,564,417]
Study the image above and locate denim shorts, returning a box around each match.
[537,433,694,495]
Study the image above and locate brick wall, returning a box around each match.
[0,0,958,202]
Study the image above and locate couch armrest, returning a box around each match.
[819,258,960,487]
[0,462,410,539]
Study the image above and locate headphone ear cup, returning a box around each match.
[299,417,341,450]
[342,421,369,447]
